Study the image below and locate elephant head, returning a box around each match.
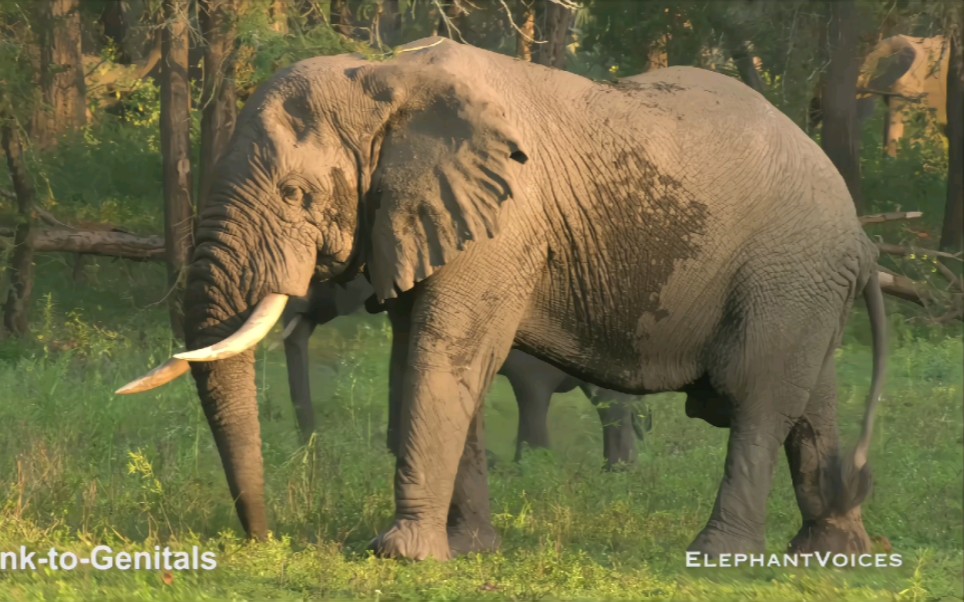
[117,44,529,539]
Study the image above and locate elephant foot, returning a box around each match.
[447,522,501,557]
[787,508,872,555]
[369,519,450,561]
[688,521,765,559]
[603,457,634,472]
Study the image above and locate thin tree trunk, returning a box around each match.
[377,0,402,48]
[34,0,86,147]
[647,35,669,71]
[160,0,195,340]
[199,0,239,213]
[534,0,573,69]
[820,0,863,212]
[517,1,536,62]
[941,24,963,255]
[0,119,36,337]
[331,0,353,37]
[730,41,766,95]
[269,0,288,34]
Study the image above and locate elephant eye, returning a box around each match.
[281,184,304,204]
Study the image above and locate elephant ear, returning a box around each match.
[358,63,529,301]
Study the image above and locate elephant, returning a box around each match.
[856,35,950,157]
[281,277,651,467]
[117,36,886,562]
[809,35,950,157]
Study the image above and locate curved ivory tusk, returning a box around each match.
[115,358,190,395]
[173,293,289,362]
[282,314,302,340]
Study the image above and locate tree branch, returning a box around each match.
[858,210,923,225]
[0,226,164,261]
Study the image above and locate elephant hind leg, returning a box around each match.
[595,396,639,469]
[785,353,872,554]
[690,320,837,556]
[447,410,501,556]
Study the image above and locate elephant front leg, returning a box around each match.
[283,313,317,443]
[371,364,495,561]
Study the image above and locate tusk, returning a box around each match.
[174,293,289,362]
[282,315,302,340]
[115,358,190,395]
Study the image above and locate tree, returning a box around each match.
[198,0,240,211]
[376,0,402,48]
[534,0,575,69]
[331,0,353,37]
[0,117,36,337]
[820,0,864,212]
[517,1,536,61]
[269,0,288,34]
[34,0,86,147]
[941,19,962,255]
[160,0,195,339]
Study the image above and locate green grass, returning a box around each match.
[0,256,961,601]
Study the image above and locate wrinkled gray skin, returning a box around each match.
[168,38,886,561]
[282,277,652,467]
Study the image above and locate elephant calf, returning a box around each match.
[282,277,651,468]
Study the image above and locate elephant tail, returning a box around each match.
[837,270,887,513]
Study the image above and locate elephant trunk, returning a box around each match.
[189,352,267,539]
[183,240,271,540]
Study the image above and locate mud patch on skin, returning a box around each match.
[615,80,686,94]
[541,145,709,386]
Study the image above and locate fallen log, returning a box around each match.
[859,210,923,225]
[877,269,930,307]
[0,226,164,261]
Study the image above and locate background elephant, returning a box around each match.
[281,277,652,467]
[807,35,949,156]
[119,37,885,562]
[856,35,949,156]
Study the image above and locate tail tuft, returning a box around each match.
[835,453,874,514]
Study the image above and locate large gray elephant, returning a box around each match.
[118,37,886,561]
[281,277,650,466]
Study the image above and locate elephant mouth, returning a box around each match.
[115,293,290,394]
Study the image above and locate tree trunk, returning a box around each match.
[647,35,669,71]
[730,40,766,95]
[160,0,195,340]
[534,0,573,69]
[377,0,402,48]
[269,0,288,34]
[820,0,863,212]
[517,1,536,61]
[198,0,239,213]
[34,0,86,147]
[0,119,36,337]
[331,0,353,37]
[941,23,963,255]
